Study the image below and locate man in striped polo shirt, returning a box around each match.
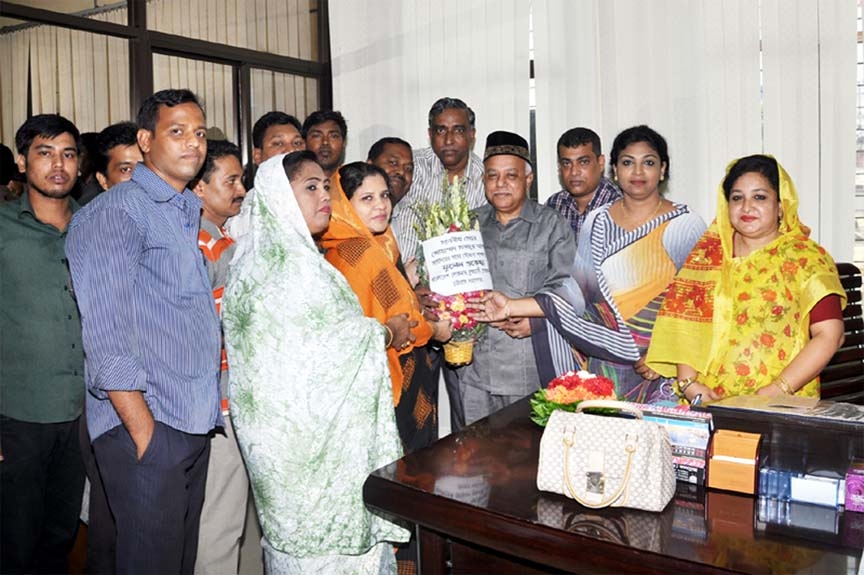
[191,139,250,574]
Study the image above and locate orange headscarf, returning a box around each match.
[320,174,432,406]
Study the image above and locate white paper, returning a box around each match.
[422,231,493,296]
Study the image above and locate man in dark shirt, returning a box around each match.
[252,110,305,164]
[78,121,143,206]
[0,113,85,573]
[227,111,304,240]
[302,109,347,180]
[67,89,222,573]
[367,137,414,206]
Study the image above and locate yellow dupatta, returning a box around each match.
[646,157,845,398]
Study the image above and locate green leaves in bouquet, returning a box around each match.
[529,390,620,427]
[529,389,580,427]
[413,174,477,241]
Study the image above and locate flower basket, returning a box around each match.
[414,175,491,366]
[530,370,618,426]
[443,339,475,366]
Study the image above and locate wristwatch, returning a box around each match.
[675,377,697,398]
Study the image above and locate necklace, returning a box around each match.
[619,198,664,228]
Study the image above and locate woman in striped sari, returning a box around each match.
[475,126,705,404]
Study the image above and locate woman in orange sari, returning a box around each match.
[321,162,451,453]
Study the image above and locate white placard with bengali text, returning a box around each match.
[422,230,493,296]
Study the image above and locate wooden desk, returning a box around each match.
[364,398,864,574]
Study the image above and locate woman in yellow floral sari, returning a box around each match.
[646,155,845,401]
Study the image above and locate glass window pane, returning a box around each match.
[250,69,319,129]
[153,53,237,143]
[148,0,319,61]
[0,22,130,146]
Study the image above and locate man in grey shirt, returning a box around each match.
[458,131,575,425]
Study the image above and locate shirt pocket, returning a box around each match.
[141,241,210,304]
[497,248,547,295]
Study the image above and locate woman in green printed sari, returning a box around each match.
[222,151,409,574]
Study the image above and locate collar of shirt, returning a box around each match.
[587,177,621,210]
[414,146,485,186]
[200,215,229,240]
[553,176,621,213]
[16,187,79,226]
[131,163,202,212]
[478,197,541,227]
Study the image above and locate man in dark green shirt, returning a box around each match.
[0,114,85,573]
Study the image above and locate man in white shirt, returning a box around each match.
[390,97,487,264]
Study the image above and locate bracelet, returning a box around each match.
[383,325,394,348]
[676,377,697,397]
[774,374,794,395]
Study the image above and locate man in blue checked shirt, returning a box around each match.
[66,89,222,574]
[545,127,621,243]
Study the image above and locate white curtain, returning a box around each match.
[0,0,319,147]
[249,69,318,131]
[89,8,131,127]
[148,0,319,142]
[29,9,132,132]
[0,29,31,147]
[761,0,857,261]
[152,54,237,142]
[148,0,314,58]
[533,0,856,260]
[533,0,762,224]
[329,0,530,164]
[0,7,131,146]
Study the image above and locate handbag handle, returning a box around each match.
[576,400,643,419]
[562,433,636,509]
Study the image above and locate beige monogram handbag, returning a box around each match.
[537,400,676,512]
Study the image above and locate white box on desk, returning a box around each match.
[789,474,845,508]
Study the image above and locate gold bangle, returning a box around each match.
[775,374,794,395]
[383,325,394,348]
